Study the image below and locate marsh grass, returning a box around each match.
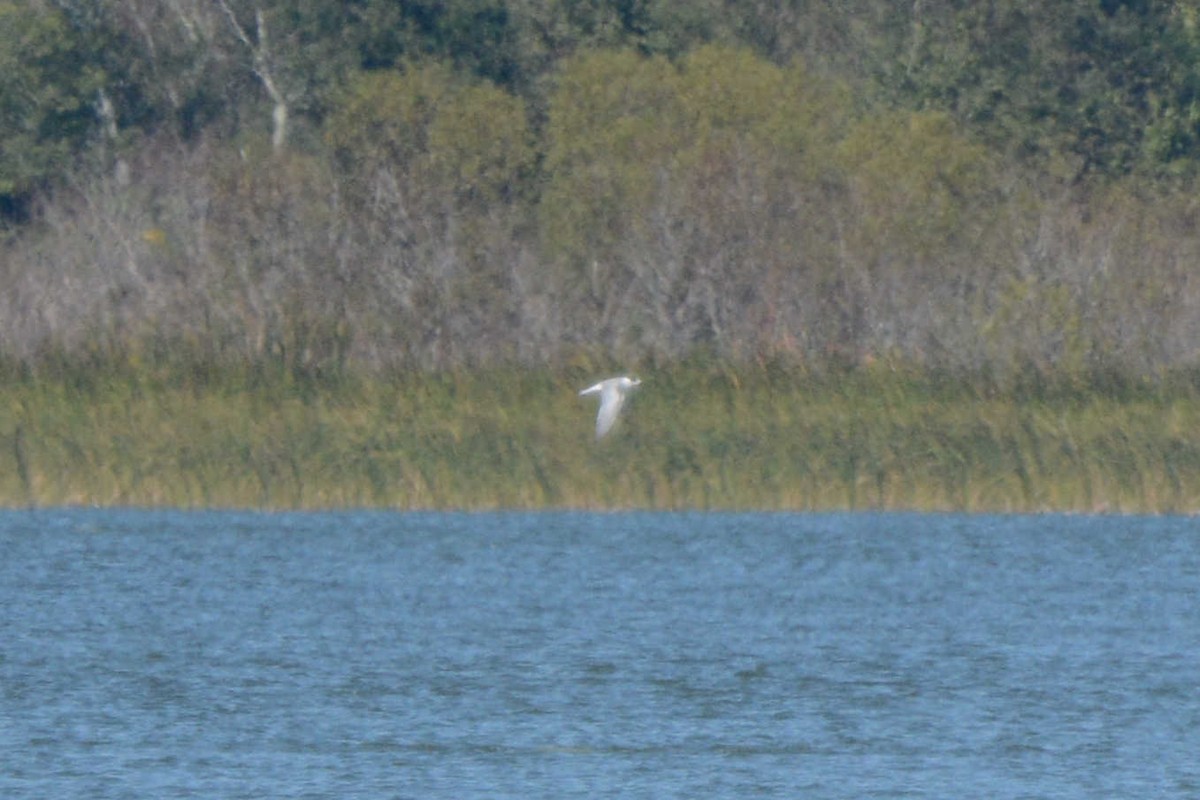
[3,361,1200,512]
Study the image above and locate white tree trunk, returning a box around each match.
[218,2,289,152]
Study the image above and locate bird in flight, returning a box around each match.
[579,376,642,440]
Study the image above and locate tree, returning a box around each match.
[324,64,535,366]
[0,2,103,209]
[540,45,855,359]
[882,0,1200,179]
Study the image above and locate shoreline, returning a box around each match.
[3,364,1199,514]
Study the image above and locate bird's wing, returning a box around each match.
[595,386,626,439]
[580,382,604,396]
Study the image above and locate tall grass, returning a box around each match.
[3,361,1200,512]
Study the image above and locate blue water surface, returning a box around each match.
[1,509,1197,798]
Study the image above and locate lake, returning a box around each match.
[1,509,1197,798]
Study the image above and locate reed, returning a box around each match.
[2,361,1200,512]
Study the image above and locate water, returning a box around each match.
[2,510,1198,799]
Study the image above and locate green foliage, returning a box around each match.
[326,65,455,169]
[6,0,1200,204]
[426,82,534,205]
[0,2,103,198]
[540,44,834,260]
[326,63,533,207]
[540,48,682,263]
[837,111,999,258]
[883,0,1200,178]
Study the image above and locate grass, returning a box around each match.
[3,360,1200,512]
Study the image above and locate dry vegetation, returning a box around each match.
[4,363,1200,512]
[5,4,1200,510]
[6,51,1200,383]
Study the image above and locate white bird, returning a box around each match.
[579,376,642,440]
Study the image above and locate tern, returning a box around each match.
[579,376,642,440]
